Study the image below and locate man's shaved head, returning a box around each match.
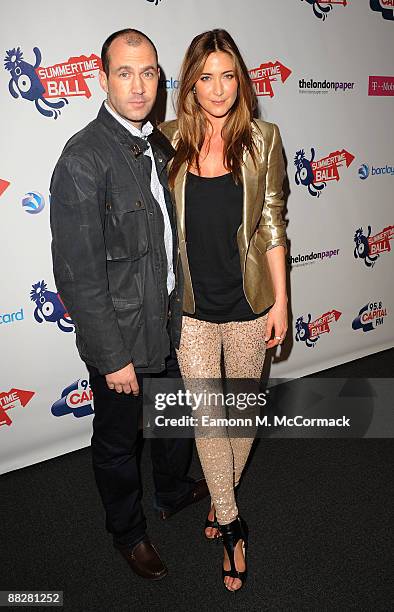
[101,28,158,76]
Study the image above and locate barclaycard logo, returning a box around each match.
[22,191,45,214]
[358,163,394,179]
[358,164,370,180]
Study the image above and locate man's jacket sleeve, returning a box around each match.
[50,155,131,375]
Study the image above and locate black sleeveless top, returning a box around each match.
[184,171,261,323]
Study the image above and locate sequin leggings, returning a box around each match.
[176,314,268,525]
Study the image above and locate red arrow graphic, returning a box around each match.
[276,61,292,83]
[0,179,10,197]
[0,388,35,427]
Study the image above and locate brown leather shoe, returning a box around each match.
[116,537,168,580]
[159,478,209,520]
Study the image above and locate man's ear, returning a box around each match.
[157,66,161,80]
[99,70,109,94]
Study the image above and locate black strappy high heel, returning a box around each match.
[221,516,248,591]
[204,506,221,541]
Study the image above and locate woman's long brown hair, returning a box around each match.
[168,29,258,188]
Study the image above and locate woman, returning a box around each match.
[160,29,288,591]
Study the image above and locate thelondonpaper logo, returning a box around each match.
[288,247,340,267]
[0,388,35,427]
[249,61,291,97]
[294,147,354,197]
[4,46,101,119]
[368,76,394,96]
[354,225,394,267]
[301,0,348,21]
[51,379,94,418]
[352,300,388,333]
[0,179,10,197]
[30,280,74,332]
[370,0,394,20]
[295,310,341,347]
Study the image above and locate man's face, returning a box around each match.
[99,37,159,128]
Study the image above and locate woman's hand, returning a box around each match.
[265,296,288,349]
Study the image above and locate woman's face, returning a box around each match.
[194,51,238,120]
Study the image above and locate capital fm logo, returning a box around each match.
[370,0,394,20]
[30,280,74,332]
[353,225,394,267]
[0,388,35,427]
[4,46,101,119]
[0,179,10,197]
[352,300,388,333]
[249,61,291,98]
[295,309,341,347]
[51,379,94,418]
[301,0,348,21]
[294,147,354,197]
[22,191,45,214]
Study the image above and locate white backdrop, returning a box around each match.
[1,0,393,473]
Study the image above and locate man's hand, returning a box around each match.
[105,363,139,395]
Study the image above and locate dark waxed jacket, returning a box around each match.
[50,103,183,375]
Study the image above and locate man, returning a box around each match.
[50,29,208,580]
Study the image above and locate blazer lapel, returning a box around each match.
[240,149,260,248]
[173,161,188,240]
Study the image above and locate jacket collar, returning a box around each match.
[97,102,175,164]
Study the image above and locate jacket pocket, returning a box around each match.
[105,198,149,261]
[112,299,149,368]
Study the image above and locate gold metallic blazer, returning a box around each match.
[159,119,287,315]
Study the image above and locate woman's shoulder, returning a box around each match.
[251,118,280,142]
[157,119,179,143]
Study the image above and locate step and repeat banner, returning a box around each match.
[1,1,393,473]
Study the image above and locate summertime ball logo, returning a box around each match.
[30,280,74,332]
[370,0,394,20]
[51,379,94,419]
[4,46,101,119]
[352,300,388,333]
[294,147,354,197]
[22,191,45,214]
[353,225,394,267]
[301,0,348,21]
[295,309,341,347]
[0,388,35,428]
[249,61,291,98]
